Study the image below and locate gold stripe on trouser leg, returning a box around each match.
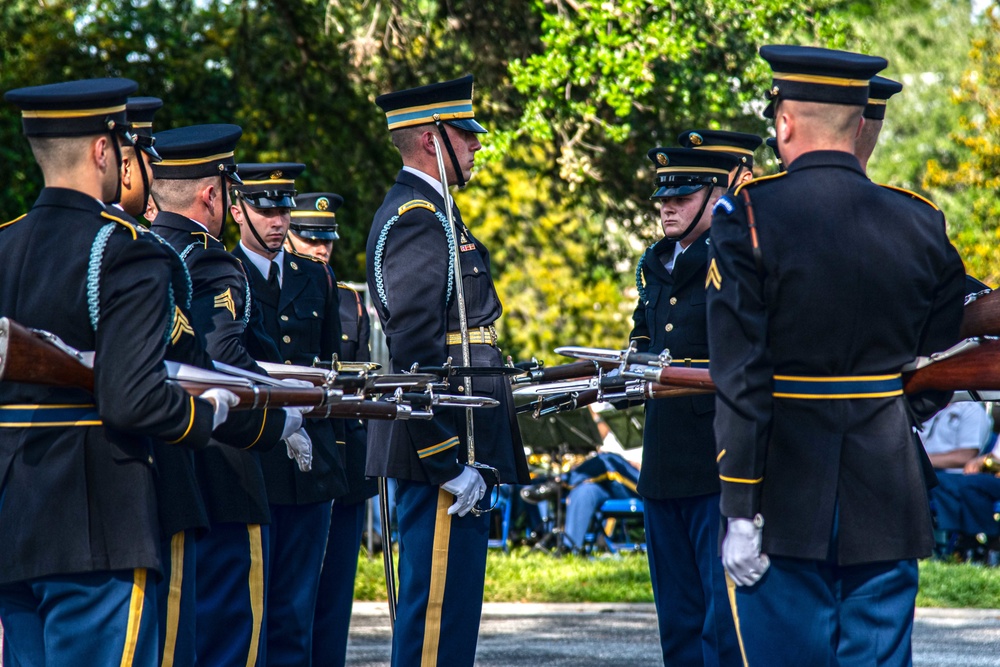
[119,568,148,667]
[161,532,186,667]
[725,572,750,667]
[246,524,265,667]
[420,489,454,667]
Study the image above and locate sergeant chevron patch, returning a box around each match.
[214,288,236,319]
[706,258,723,290]
[170,306,195,344]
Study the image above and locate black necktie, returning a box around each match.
[263,260,280,304]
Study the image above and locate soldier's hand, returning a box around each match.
[280,406,305,440]
[441,465,487,517]
[285,428,313,472]
[722,516,770,587]
[202,388,240,430]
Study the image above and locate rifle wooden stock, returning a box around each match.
[903,339,1000,394]
[515,360,598,384]
[651,367,716,391]
[961,290,1000,338]
[0,317,94,391]
[645,383,715,399]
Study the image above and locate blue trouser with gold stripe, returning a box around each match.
[392,480,489,667]
[0,569,158,667]
[194,523,268,666]
[313,500,366,667]
[263,501,332,667]
[157,530,197,667]
[645,494,742,667]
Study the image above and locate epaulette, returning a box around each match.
[397,199,436,215]
[99,210,138,239]
[878,184,940,211]
[733,171,786,196]
[287,248,326,264]
[0,213,27,230]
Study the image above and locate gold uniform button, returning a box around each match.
[284,360,292,364]
[665,323,674,332]
[282,335,291,343]
[342,333,349,340]
[457,385,465,393]
[290,261,298,270]
[669,297,677,305]
[148,455,154,464]
[312,311,318,317]
[473,267,479,274]
[280,315,289,321]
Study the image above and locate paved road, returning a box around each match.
[346,603,1000,666]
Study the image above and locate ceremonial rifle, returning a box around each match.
[961,289,1000,338]
[0,317,498,420]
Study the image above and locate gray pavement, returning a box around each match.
[345,603,1000,666]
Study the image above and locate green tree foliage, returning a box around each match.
[923,2,1000,285]
[0,0,541,282]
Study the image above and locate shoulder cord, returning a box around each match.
[634,245,653,304]
[373,209,456,309]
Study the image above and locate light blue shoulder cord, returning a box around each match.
[373,210,455,309]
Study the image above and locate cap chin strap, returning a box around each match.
[106,128,126,205]
[237,193,283,254]
[136,150,151,215]
[220,173,230,239]
[434,120,466,189]
[664,186,713,243]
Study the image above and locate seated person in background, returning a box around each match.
[560,409,641,553]
[921,402,992,472]
[919,402,1000,555]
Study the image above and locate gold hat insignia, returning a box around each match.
[689,133,704,146]
[656,153,668,166]
[270,170,282,179]
[316,197,330,211]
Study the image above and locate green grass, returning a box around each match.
[354,548,1000,608]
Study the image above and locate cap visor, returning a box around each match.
[294,229,339,241]
[763,100,775,119]
[140,145,162,163]
[445,118,487,134]
[651,184,706,199]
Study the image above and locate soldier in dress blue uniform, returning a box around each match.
[149,126,307,667]
[366,74,530,666]
[284,191,381,667]
[706,45,967,665]
[0,78,230,666]
[230,164,350,665]
[628,146,744,666]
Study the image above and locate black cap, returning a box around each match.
[126,96,163,161]
[677,129,763,167]
[152,124,243,183]
[647,147,739,199]
[864,75,903,120]
[290,192,343,241]
[5,78,137,138]
[376,74,486,134]
[232,163,305,209]
[759,45,887,117]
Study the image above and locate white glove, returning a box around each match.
[281,406,305,440]
[441,466,487,517]
[285,428,313,472]
[722,516,770,587]
[201,388,240,430]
